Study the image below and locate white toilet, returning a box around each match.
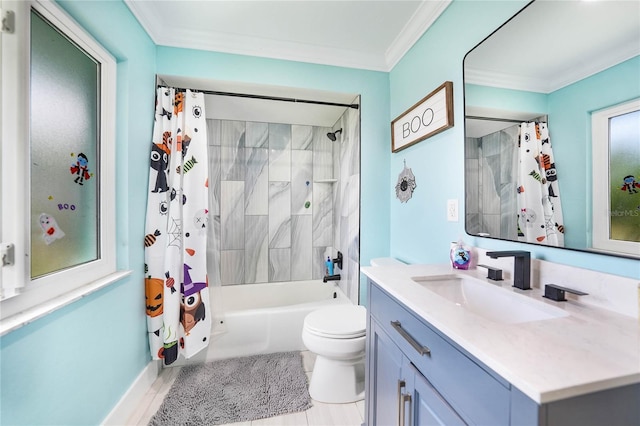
[302,258,404,403]
[302,304,367,403]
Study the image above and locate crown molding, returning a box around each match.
[125,0,450,72]
[124,0,164,44]
[466,40,640,94]
[157,27,389,71]
[464,68,550,94]
[385,0,451,70]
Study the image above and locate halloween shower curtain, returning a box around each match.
[144,88,211,365]
[516,122,565,247]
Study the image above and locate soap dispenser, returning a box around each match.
[450,239,471,270]
[326,256,334,276]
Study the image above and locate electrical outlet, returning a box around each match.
[447,199,459,222]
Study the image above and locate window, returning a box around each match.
[591,98,640,257]
[1,0,120,327]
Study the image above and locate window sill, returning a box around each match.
[0,270,132,336]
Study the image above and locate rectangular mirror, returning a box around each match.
[463,0,640,258]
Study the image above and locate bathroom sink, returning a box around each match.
[412,274,569,324]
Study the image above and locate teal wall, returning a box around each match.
[388,0,640,278]
[548,56,640,249]
[2,1,638,424]
[0,1,156,425]
[388,0,525,264]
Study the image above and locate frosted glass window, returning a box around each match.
[608,110,640,243]
[2,0,116,321]
[30,10,100,278]
[592,99,640,257]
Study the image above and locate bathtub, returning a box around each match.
[176,280,351,365]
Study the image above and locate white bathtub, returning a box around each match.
[177,280,351,365]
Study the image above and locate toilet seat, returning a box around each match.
[303,305,366,339]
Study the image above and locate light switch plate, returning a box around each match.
[447,199,458,222]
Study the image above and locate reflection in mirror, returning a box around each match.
[463,0,640,257]
[592,99,640,257]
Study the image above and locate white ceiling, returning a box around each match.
[126,0,451,126]
[125,0,451,72]
[126,1,639,127]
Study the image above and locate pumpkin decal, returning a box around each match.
[145,277,164,317]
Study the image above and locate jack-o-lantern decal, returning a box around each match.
[145,277,164,317]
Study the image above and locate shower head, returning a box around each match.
[326,129,343,141]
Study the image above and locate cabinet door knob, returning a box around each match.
[391,320,431,356]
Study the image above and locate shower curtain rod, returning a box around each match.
[159,85,359,109]
[465,115,525,124]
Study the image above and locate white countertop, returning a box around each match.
[361,263,640,404]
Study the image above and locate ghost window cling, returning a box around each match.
[39,212,66,245]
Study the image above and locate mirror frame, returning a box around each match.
[461,0,640,260]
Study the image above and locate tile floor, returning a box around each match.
[127,351,365,426]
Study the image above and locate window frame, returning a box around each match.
[591,98,640,257]
[1,0,121,327]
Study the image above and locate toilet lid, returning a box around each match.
[370,257,405,266]
[304,305,366,339]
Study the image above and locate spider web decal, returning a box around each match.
[167,218,182,249]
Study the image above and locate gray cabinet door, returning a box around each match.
[404,361,465,426]
[368,319,404,426]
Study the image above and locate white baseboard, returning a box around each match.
[101,359,161,425]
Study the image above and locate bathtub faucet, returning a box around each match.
[333,251,343,270]
[323,274,341,283]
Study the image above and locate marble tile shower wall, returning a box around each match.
[333,105,360,304]
[465,125,519,240]
[205,114,360,304]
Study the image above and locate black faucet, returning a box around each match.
[543,284,588,301]
[333,251,343,270]
[323,274,341,283]
[323,251,343,282]
[485,251,531,290]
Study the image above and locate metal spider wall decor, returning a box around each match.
[395,160,416,203]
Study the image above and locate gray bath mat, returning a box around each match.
[148,351,312,426]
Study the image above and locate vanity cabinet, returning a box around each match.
[368,318,466,426]
[365,279,640,426]
[366,281,509,426]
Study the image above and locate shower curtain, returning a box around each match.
[144,87,211,365]
[516,122,565,247]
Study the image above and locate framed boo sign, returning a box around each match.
[391,81,454,152]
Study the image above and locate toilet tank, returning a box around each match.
[370,257,405,267]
